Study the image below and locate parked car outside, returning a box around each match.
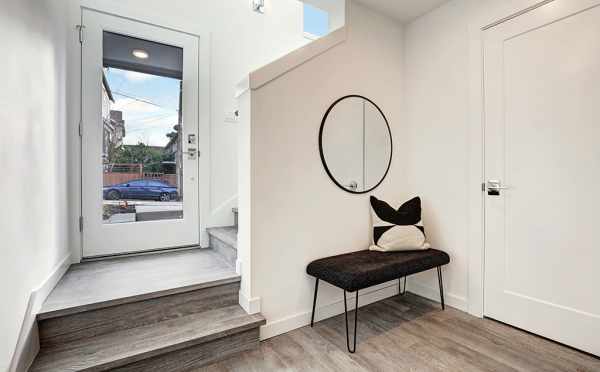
[103,179,178,201]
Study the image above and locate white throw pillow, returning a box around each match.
[369,196,431,252]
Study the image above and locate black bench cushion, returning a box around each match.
[306,249,450,292]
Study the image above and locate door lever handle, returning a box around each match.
[487,180,509,195]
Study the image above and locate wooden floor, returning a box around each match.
[41,248,237,318]
[201,293,600,372]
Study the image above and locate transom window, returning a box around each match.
[303,3,329,40]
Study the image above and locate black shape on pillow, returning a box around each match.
[373,226,394,245]
[370,196,421,225]
[371,196,424,246]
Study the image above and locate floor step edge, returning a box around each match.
[207,227,238,249]
[31,306,265,372]
[38,275,241,321]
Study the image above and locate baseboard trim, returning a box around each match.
[9,253,71,372]
[407,281,468,312]
[239,291,261,315]
[235,259,242,276]
[259,281,399,340]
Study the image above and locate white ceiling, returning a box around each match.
[355,0,449,23]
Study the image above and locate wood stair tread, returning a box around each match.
[39,275,240,320]
[207,226,238,249]
[30,305,265,372]
[39,249,239,320]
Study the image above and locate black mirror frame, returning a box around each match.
[318,95,393,195]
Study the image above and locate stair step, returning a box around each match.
[207,227,237,249]
[30,305,266,372]
[39,249,238,320]
[30,249,263,371]
[208,227,238,267]
[39,281,240,347]
[111,328,259,372]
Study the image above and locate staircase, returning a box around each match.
[29,220,263,371]
[207,207,238,268]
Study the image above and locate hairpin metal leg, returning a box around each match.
[399,276,407,295]
[437,266,445,310]
[343,290,359,353]
[311,279,319,327]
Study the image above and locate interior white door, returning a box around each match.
[81,9,200,257]
[484,0,600,356]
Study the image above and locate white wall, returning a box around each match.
[0,0,72,369]
[247,0,551,337]
[402,0,552,314]
[402,0,471,311]
[248,0,405,338]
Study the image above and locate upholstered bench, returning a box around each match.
[306,249,450,353]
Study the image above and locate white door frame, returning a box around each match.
[75,7,210,260]
[466,0,556,317]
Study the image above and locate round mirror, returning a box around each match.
[319,95,392,194]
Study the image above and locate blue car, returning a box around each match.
[103,179,178,201]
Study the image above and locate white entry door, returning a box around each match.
[484,0,600,356]
[81,9,200,257]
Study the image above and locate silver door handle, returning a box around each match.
[487,180,509,195]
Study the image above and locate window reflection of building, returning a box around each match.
[163,82,183,199]
[101,73,125,165]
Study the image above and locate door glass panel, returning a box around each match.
[101,32,184,224]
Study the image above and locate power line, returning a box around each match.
[113,91,178,112]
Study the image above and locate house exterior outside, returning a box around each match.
[164,124,182,197]
[101,73,125,164]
